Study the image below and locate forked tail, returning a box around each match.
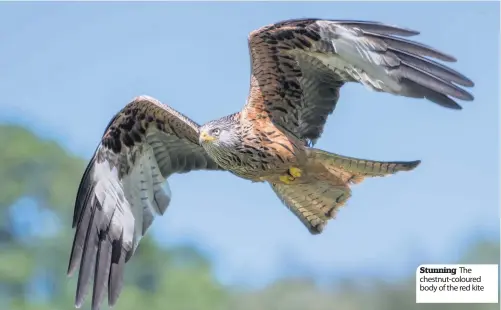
[269,148,420,235]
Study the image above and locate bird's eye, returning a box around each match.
[211,128,220,136]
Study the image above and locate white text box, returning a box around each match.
[416,264,499,303]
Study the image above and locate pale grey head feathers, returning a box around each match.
[199,116,240,149]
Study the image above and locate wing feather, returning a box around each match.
[92,230,112,310]
[68,96,224,310]
[244,18,475,145]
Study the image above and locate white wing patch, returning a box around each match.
[92,157,135,251]
[313,21,403,94]
[117,146,170,252]
[89,144,172,258]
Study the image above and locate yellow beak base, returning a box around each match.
[200,132,215,142]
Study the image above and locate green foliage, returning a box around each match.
[0,125,83,211]
[0,124,499,310]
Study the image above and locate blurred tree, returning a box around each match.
[0,123,499,310]
[0,124,228,310]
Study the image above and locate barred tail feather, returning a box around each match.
[270,181,351,234]
[307,148,420,184]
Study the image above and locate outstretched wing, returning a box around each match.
[67,96,223,310]
[244,18,475,145]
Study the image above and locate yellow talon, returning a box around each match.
[279,167,302,185]
[289,167,302,178]
[279,175,293,184]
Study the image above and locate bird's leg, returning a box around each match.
[279,167,303,185]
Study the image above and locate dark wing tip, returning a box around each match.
[74,200,102,308]
[398,62,474,108]
[447,103,463,110]
[453,76,474,88]
[365,31,459,63]
[68,169,97,276]
[71,202,129,310]
[91,230,113,310]
[108,241,127,307]
[406,160,421,170]
[464,79,475,88]
[73,156,97,228]
[441,54,457,63]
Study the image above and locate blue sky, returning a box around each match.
[0,2,499,288]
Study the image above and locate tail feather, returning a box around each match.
[307,148,420,184]
[270,148,420,235]
[270,182,351,234]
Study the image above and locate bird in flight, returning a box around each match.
[67,18,474,310]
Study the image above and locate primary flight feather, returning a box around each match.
[67,18,474,310]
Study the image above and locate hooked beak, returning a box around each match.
[200,131,215,143]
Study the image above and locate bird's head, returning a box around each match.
[199,115,240,149]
